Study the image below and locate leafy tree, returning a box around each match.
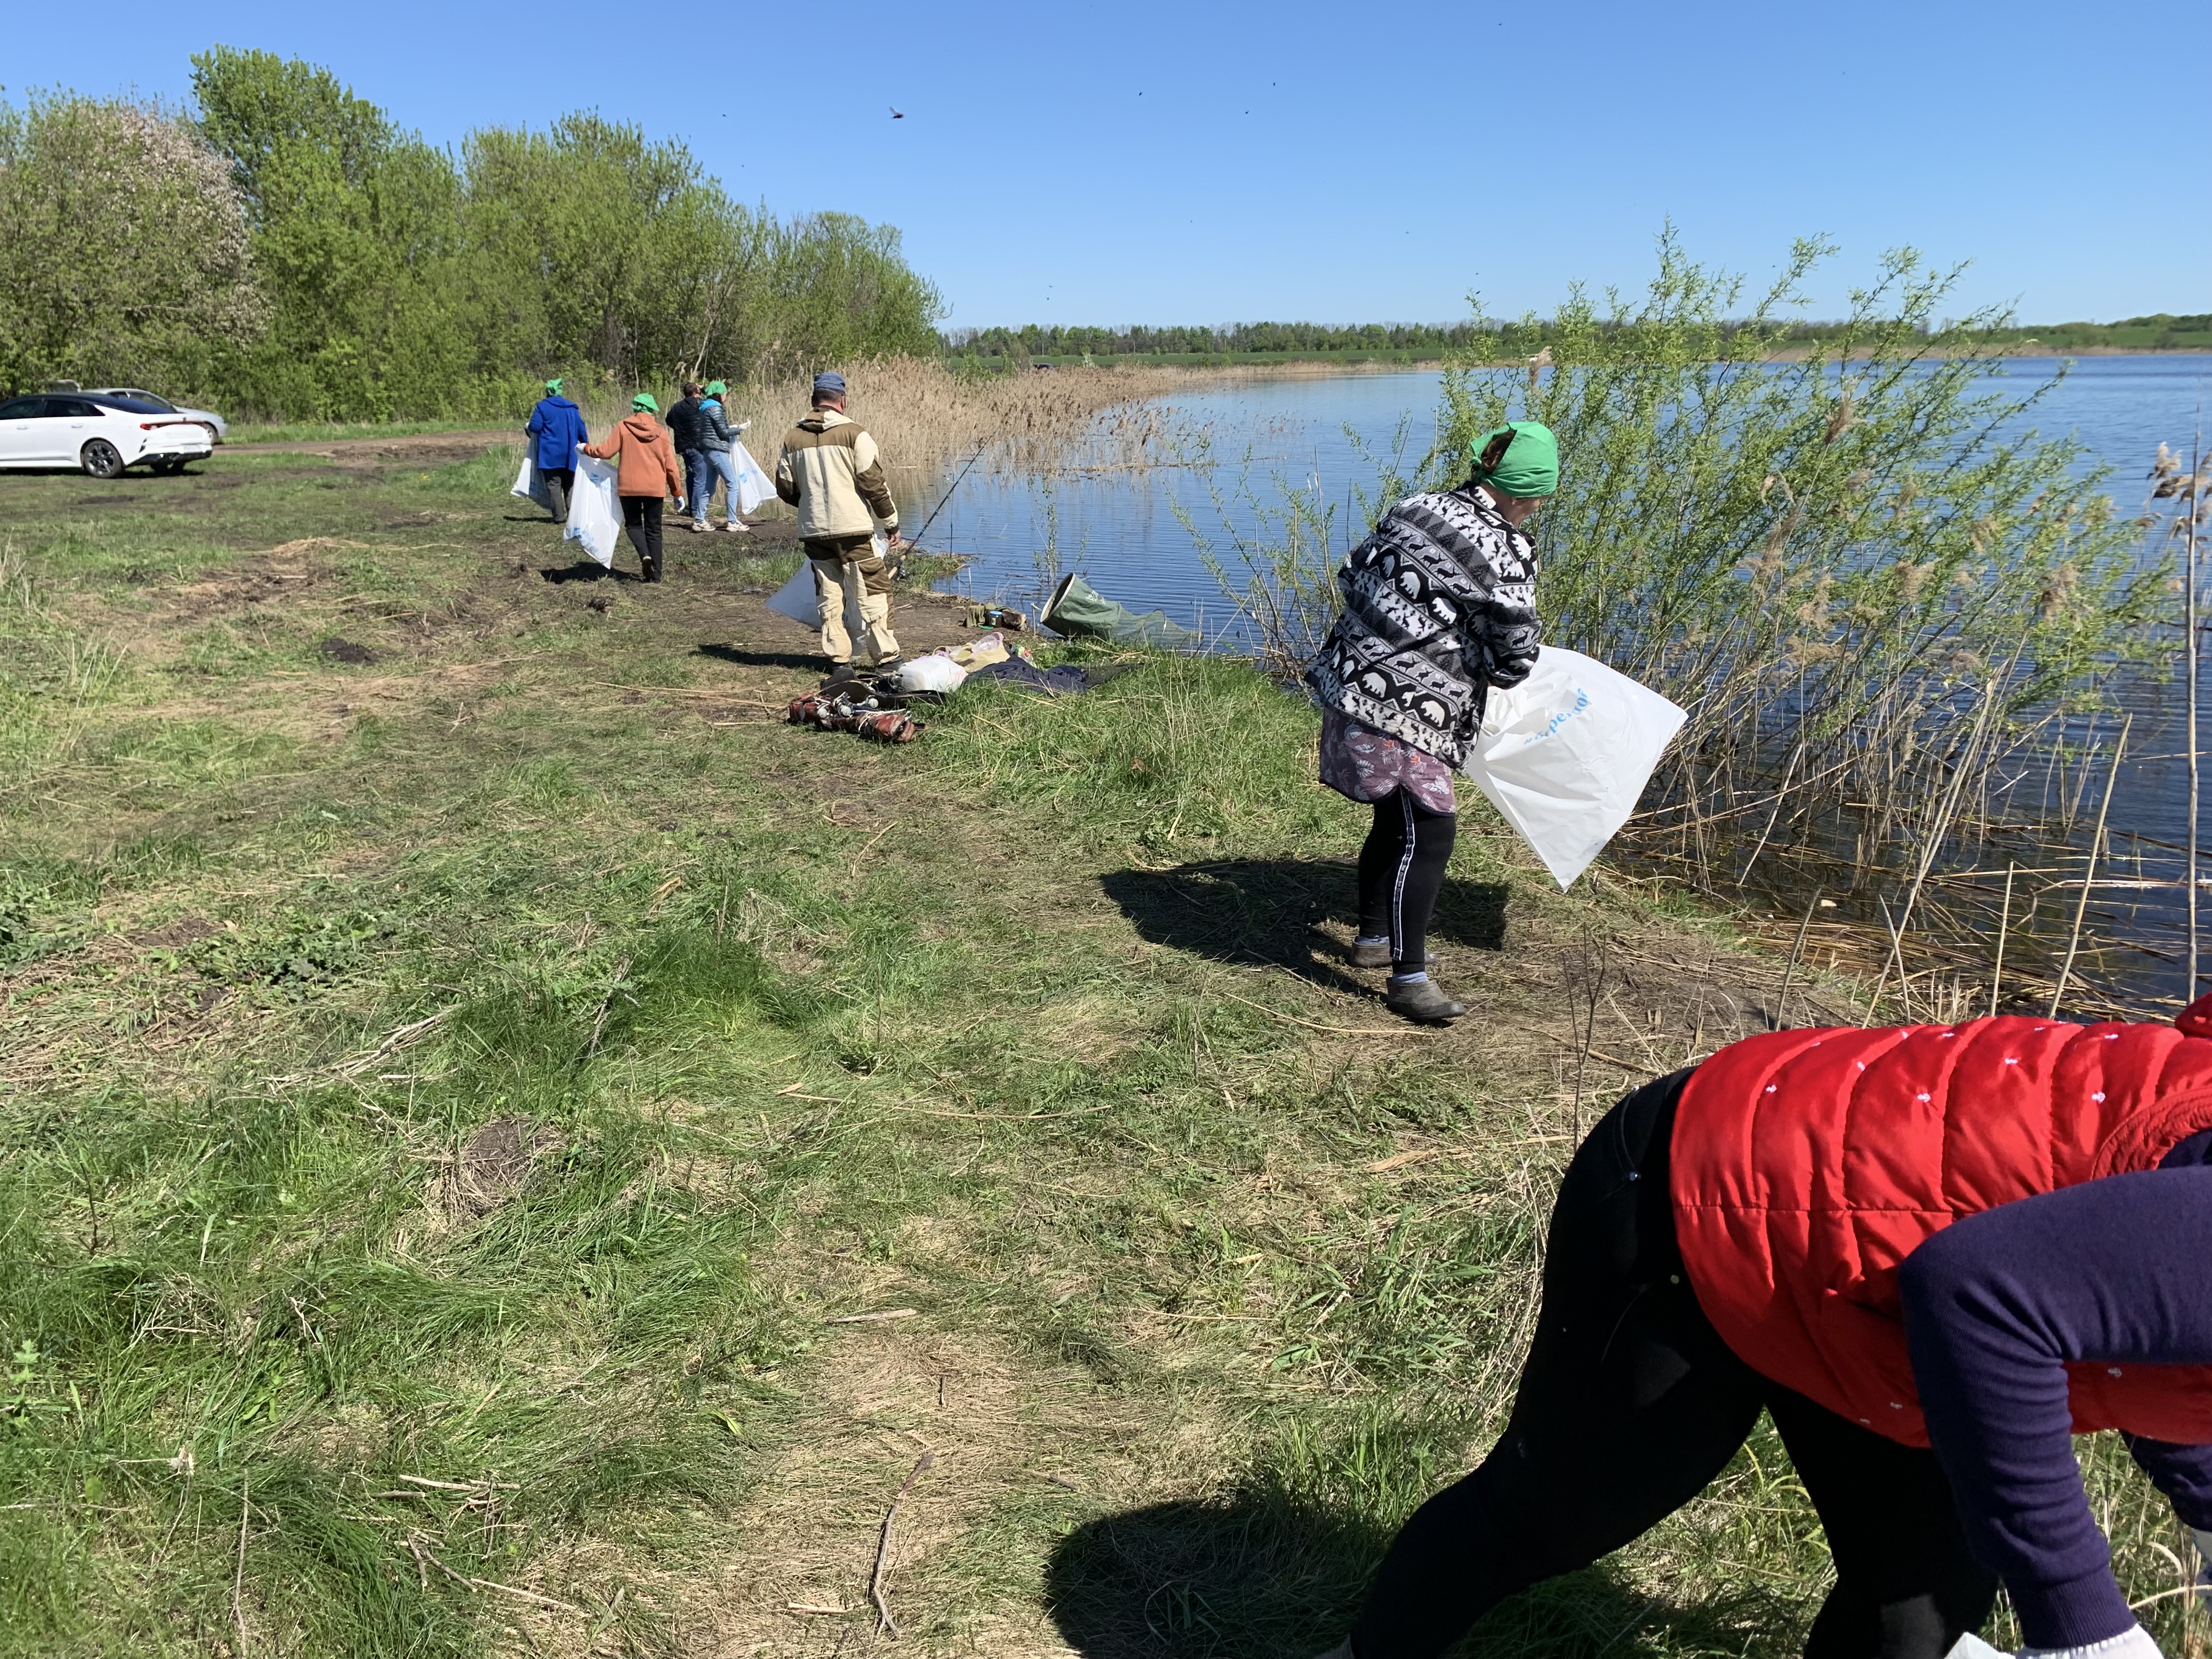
[0,94,264,394]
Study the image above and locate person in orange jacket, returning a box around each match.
[582,393,686,582]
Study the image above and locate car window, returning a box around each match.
[0,398,38,420]
[88,397,167,415]
[48,399,100,418]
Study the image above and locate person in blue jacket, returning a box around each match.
[523,379,590,523]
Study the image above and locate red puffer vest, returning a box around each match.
[1672,995,2212,1447]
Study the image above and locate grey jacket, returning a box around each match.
[699,399,735,453]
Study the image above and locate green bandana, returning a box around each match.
[631,393,659,414]
[544,377,563,394]
[704,380,727,397]
[1470,420,1560,498]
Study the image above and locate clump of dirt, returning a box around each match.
[317,637,379,665]
[432,1116,560,1221]
[132,915,222,950]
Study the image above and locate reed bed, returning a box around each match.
[574,357,1192,513]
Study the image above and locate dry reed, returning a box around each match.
[577,358,1194,516]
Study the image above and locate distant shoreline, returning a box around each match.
[1001,343,2212,377]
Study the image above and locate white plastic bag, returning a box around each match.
[1457,646,1686,890]
[898,653,969,693]
[511,452,552,511]
[765,559,865,637]
[562,452,620,568]
[732,441,775,515]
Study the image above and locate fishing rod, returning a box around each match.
[905,440,991,554]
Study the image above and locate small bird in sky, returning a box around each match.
[889,105,906,119]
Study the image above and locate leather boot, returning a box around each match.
[1385,977,1466,1024]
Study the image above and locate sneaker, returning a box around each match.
[1385,978,1466,1024]
[821,663,861,689]
[1345,941,1440,970]
[687,521,708,534]
[720,521,749,534]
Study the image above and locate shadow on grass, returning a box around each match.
[695,642,825,672]
[1046,1496,1721,1659]
[539,560,620,585]
[1099,860,1509,991]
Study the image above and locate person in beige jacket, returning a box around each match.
[775,371,903,681]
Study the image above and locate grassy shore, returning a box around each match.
[1,442,2202,1658]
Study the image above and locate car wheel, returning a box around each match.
[80,439,125,479]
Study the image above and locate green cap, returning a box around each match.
[631,392,659,414]
[1470,420,1560,498]
[705,379,727,397]
[544,377,563,394]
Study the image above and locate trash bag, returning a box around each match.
[1039,573,1203,651]
[562,453,620,568]
[1455,646,1686,890]
[732,441,776,515]
[511,452,552,511]
[765,560,866,638]
[898,653,969,693]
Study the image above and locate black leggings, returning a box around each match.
[1349,1071,1997,1659]
[1357,792,1456,973]
[621,495,664,575]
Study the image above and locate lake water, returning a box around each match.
[920,356,2211,626]
[913,356,2212,1011]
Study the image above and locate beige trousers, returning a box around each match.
[809,556,899,667]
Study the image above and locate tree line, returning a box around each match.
[944,309,2209,367]
[0,48,945,420]
[943,321,1498,364]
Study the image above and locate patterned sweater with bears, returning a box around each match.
[1302,483,1541,766]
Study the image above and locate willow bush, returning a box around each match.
[1210,235,2170,884]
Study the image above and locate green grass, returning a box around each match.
[1,451,2205,1657]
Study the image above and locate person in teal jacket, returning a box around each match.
[523,379,590,522]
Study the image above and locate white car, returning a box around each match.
[0,393,216,477]
[81,387,228,444]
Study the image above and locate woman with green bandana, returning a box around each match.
[697,380,753,533]
[523,378,589,523]
[1302,421,1556,1023]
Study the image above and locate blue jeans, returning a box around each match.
[680,449,709,523]
[704,449,742,525]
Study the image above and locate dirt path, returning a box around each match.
[225,430,514,460]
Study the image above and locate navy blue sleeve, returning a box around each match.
[1899,1168,2212,1650]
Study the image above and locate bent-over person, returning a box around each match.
[1314,994,2212,1659]
[775,371,902,684]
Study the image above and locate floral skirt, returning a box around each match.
[1317,708,1457,816]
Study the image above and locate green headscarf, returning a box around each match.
[704,379,727,397]
[544,377,563,395]
[1469,420,1560,498]
[631,393,659,414]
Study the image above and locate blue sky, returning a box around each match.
[5,1,2203,331]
